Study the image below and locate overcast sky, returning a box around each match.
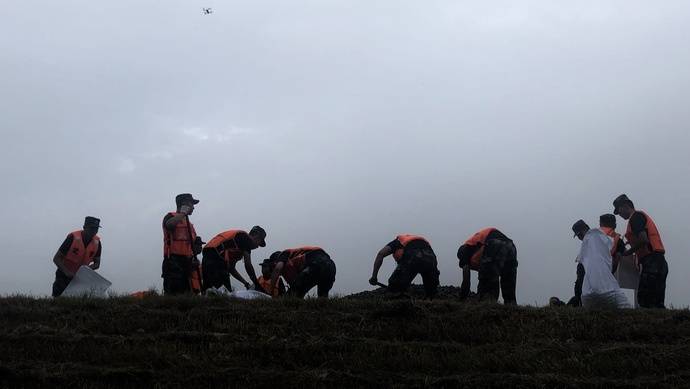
[1,1,689,305]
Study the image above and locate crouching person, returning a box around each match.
[201,226,267,293]
[257,258,286,297]
[369,234,439,299]
[579,227,631,310]
[52,217,103,297]
[267,247,336,298]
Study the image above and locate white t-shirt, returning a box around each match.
[579,228,622,296]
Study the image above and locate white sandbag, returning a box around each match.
[582,289,631,310]
[61,266,112,298]
[228,290,272,300]
[204,286,271,300]
[615,255,640,290]
[615,255,640,308]
[205,285,232,296]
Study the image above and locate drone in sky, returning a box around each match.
[202,8,213,15]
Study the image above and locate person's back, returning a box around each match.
[579,229,630,309]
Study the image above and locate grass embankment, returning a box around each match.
[1,296,689,388]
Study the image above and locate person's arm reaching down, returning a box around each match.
[242,251,261,290]
[370,245,393,286]
[89,242,102,270]
[229,258,250,289]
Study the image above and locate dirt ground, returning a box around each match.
[346,284,475,300]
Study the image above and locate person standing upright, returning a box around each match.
[567,219,590,307]
[162,193,203,295]
[613,194,668,308]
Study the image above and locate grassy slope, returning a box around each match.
[1,296,690,388]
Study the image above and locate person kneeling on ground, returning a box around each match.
[369,234,439,299]
[257,258,286,297]
[201,226,267,293]
[266,247,336,298]
[578,226,631,310]
[457,228,518,304]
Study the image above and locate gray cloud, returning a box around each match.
[1,1,689,305]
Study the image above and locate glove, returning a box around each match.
[368,277,378,286]
[193,237,204,255]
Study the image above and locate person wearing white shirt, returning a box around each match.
[579,227,631,309]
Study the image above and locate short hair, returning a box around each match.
[599,214,616,228]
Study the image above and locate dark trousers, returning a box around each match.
[162,255,193,295]
[201,249,232,292]
[52,269,72,297]
[388,248,440,298]
[478,239,518,304]
[288,253,336,298]
[638,253,668,309]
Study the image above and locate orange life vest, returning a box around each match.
[63,230,100,274]
[600,227,622,258]
[464,228,497,271]
[625,210,665,259]
[163,212,197,258]
[281,246,323,283]
[205,230,246,265]
[130,290,156,299]
[257,276,283,297]
[392,234,430,261]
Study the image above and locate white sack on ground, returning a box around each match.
[582,289,631,309]
[205,286,232,296]
[61,266,112,298]
[205,286,271,300]
[228,290,272,300]
[580,229,630,309]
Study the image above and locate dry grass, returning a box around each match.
[1,293,689,388]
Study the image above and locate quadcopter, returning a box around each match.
[202,8,213,14]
